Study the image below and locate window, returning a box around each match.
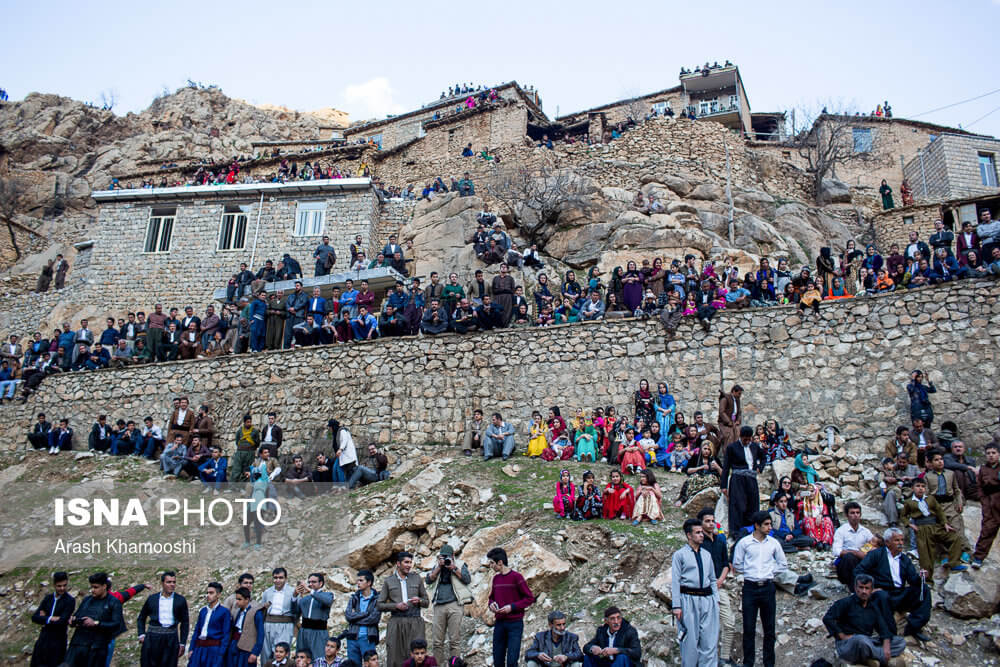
[852,128,872,153]
[218,204,250,251]
[653,102,667,115]
[366,134,383,149]
[144,207,175,253]
[729,94,738,110]
[979,153,998,187]
[903,216,914,226]
[295,201,326,236]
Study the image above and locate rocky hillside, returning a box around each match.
[0,442,996,666]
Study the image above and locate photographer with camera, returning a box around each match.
[425,544,472,666]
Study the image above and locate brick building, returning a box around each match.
[902,133,1000,202]
[88,179,381,308]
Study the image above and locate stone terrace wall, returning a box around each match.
[873,202,942,252]
[3,280,997,457]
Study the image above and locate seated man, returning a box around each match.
[83,344,110,370]
[160,323,181,362]
[110,420,139,455]
[109,339,133,368]
[178,322,202,359]
[348,443,391,489]
[832,501,877,588]
[131,338,153,364]
[198,445,228,492]
[283,454,312,499]
[724,280,751,309]
[27,412,51,449]
[854,527,932,642]
[140,416,165,460]
[379,305,407,338]
[401,638,436,667]
[580,291,605,321]
[88,415,112,452]
[484,412,516,461]
[525,611,583,667]
[902,477,964,572]
[463,409,486,457]
[292,315,320,347]
[476,294,504,330]
[421,299,450,335]
[451,299,479,334]
[769,492,814,553]
[0,360,18,401]
[47,418,73,454]
[884,426,917,467]
[582,606,641,667]
[822,574,906,667]
[161,435,187,476]
[351,305,379,341]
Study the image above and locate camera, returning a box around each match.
[443,557,453,567]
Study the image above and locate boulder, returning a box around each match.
[650,568,672,605]
[817,178,851,205]
[469,534,571,620]
[940,568,1000,618]
[333,518,407,569]
[661,174,695,198]
[682,487,720,518]
[403,464,444,495]
[409,508,435,529]
[687,183,724,201]
[460,521,521,567]
[771,457,796,486]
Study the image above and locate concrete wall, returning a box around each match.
[5,279,997,459]
[86,184,380,309]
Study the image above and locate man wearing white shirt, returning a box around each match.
[261,567,295,663]
[832,502,876,588]
[330,418,358,482]
[732,511,786,667]
[854,527,932,642]
[137,571,189,666]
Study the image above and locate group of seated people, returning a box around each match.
[418,173,476,200]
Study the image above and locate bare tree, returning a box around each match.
[0,177,25,260]
[622,96,648,125]
[785,104,886,201]
[99,88,118,111]
[485,165,599,237]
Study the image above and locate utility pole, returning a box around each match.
[724,137,734,246]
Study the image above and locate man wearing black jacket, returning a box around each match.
[30,571,75,667]
[854,527,931,642]
[582,606,641,667]
[525,611,583,667]
[63,572,124,667]
[344,569,382,666]
[137,571,189,667]
[28,412,51,449]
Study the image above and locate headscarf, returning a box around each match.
[794,453,818,484]
[637,379,652,399]
[831,278,846,297]
[610,267,624,293]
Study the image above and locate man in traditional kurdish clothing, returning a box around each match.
[261,568,296,663]
[378,552,429,667]
[293,573,334,661]
[187,583,230,667]
[231,414,261,487]
[671,519,719,667]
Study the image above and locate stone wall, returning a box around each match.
[3,280,997,458]
[873,202,941,251]
[376,199,416,248]
[85,185,380,310]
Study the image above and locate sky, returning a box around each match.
[2,0,1000,138]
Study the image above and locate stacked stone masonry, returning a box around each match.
[3,280,997,459]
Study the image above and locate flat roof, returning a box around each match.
[211,267,406,302]
[91,178,375,203]
[555,86,683,121]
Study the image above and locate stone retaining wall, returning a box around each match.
[2,280,997,457]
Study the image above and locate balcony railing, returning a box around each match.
[687,103,741,119]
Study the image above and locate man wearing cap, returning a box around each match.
[314,236,336,277]
[231,415,260,487]
[426,544,472,666]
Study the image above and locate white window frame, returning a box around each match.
[217,204,251,251]
[729,94,739,110]
[143,207,176,254]
[979,152,998,187]
[295,201,327,237]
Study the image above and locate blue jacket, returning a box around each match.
[307,296,328,315]
[387,290,409,310]
[58,330,76,353]
[198,457,228,482]
[248,299,267,325]
[99,327,120,346]
[189,604,231,651]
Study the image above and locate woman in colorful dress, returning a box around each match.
[553,470,576,519]
[575,418,599,463]
[602,469,635,520]
[654,382,676,437]
[619,427,647,475]
[797,483,835,549]
[634,379,655,427]
[526,411,548,458]
[631,468,663,525]
[674,442,722,506]
[763,419,793,464]
[575,470,603,519]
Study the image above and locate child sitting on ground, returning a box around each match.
[402,639,439,667]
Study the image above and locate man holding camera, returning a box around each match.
[426,544,472,666]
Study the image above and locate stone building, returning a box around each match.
[902,132,1000,202]
[342,82,550,152]
[88,179,380,308]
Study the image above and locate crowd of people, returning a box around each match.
[8,209,1000,406]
